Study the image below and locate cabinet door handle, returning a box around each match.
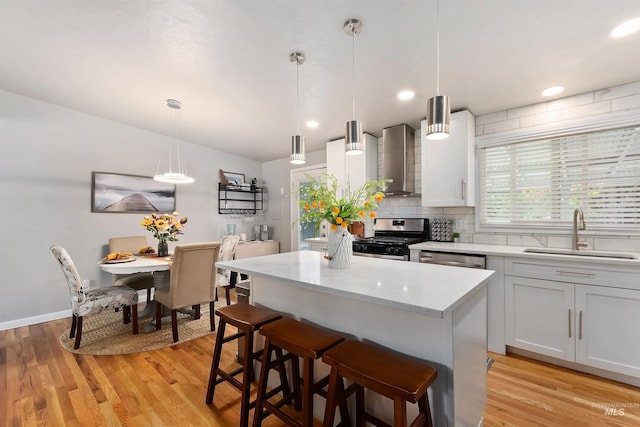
[556,270,595,278]
[461,179,465,201]
[579,310,583,340]
[568,309,572,338]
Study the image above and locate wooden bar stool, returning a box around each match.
[205,304,290,427]
[253,317,351,427]
[322,340,438,427]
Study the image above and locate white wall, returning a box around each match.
[0,90,263,328]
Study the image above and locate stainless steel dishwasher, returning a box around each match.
[418,251,486,269]
[418,250,494,370]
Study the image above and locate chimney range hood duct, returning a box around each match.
[382,124,416,196]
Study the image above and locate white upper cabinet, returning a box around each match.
[421,110,476,207]
[326,133,378,197]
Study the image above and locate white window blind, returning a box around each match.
[479,125,640,230]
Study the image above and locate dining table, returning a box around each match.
[99,254,173,332]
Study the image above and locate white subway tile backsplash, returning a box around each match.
[476,124,484,136]
[548,92,594,111]
[560,101,611,120]
[519,110,563,128]
[507,103,548,119]
[612,93,640,111]
[594,237,640,252]
[507,235,548,247]
[472,233,508,245]
[475,111,507,125]
[547,236,572,249]
[483,118,520,134]
[595,81,640,101]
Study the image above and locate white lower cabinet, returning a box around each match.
[505,276,575,360]
[575,285,640,377]
[505,258,640,379]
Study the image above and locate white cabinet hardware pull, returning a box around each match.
[579,310,583,340]
[461,179,465,201]
[568,309,572,338]
[556,270,595,278]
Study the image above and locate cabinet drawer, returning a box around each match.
[505,257,640,290]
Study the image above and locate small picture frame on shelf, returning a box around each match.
[222,171,245,186]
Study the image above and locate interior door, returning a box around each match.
[290,165,326,251]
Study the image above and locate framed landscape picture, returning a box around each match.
[91,172,176,213]
[222,171,245,185]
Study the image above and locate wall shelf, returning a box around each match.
[218,183,263,215]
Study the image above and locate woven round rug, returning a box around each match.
[59,303,221,355]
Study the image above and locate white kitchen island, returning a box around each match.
[217,251,494,426]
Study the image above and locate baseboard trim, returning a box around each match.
[0,309,71,332]
[0,290,149,332]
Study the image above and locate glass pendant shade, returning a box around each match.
[426,96,450,140]
[345,120,363,155]
[290,135,306,164]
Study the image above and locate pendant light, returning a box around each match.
[154,99,195,184]
[290,51,306,165]
[426,0,450,140]
[344,18,363,155]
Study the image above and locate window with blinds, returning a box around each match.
[479,125,640,230]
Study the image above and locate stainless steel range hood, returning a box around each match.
[382,124,417,196]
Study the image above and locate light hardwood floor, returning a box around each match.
[2,315,640,426]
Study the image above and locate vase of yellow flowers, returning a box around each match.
[298,174,388,269]
[140,212,188,257]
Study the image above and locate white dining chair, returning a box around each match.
[50,245,139,349]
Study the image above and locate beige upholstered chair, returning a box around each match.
[50,245,139,349]
[108,236,155,305]
[216,235,240,305]
[154,242,221,342]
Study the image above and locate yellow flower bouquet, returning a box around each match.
[298,174,389,235]
[140,212,188,244]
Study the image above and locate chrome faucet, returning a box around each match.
[572,208,588,251]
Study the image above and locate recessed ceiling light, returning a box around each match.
[541,86,564,97]
[397,90,415,100]
[305,120,319,128]
[610,17,640,38]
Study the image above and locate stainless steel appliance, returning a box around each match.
[353,218,429,261]
[418,251,486,269]
[382,124,417,196]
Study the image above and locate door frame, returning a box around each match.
[290,164,326,251]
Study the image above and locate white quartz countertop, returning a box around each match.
[217,251,494,318]
[409,242,640,267]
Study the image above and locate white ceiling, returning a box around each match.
[1,1,639,162]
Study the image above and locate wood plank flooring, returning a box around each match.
[2,314,640,426]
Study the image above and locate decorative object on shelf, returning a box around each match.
[140,212,188,256]
[343,18,364,155]
[91,172,176,213]
[425,0,450,141]
[221,171,245,186]
[297,173,388,268]
[219,169,230,185]
[289,51,306,165]
[250,177,257,191]
[154,99,195,184]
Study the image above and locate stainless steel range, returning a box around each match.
[353,218,429,260]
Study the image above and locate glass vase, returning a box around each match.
[157,240,169,257]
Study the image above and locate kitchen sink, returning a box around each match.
[523,248,637,259]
